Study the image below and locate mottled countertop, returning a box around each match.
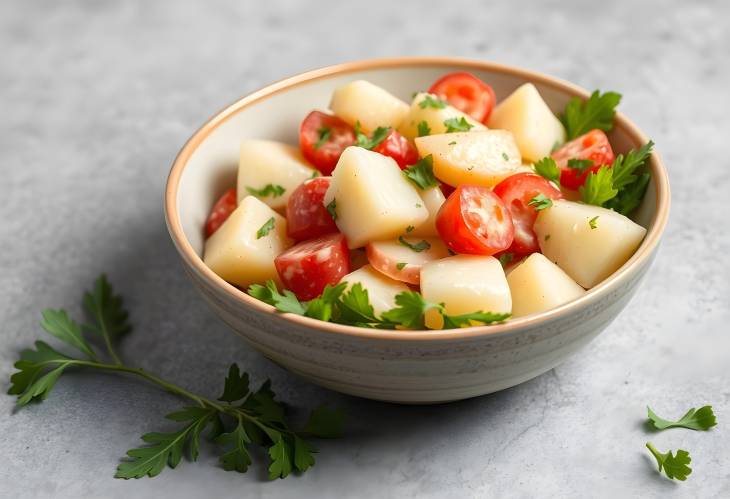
[2,1,729,497]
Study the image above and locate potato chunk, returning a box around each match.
[415,131,522,188]
[507,253,585,318]
[487,83,566,162]
[533,200,647,288]
[329,80,409,134]
[203,196,293,288]
[324,146,429,248]
[408,186,445,237]
[398,92,487,140]
[339,264,409,316]
[237,140,317,211]
[420,255,512,329]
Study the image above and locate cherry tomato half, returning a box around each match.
[204,188,237,238]
[274,233,350,301]
[372,129,419,169]
[435,185,514,255]
[299,111,356,175]
[493,173,564,255]
[428,72,497,123]
[286,176,339,241]
[551,129,615,190]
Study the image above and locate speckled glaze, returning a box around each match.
[165,58,670,403]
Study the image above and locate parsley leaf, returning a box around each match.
[606,172,650,216]
[336,283,380,325]
[83,273,131,363]
[256,217,276,239]
[419,94,447,109]
[396,262,407,271]
[326,199,337,220]
[647,406,717,431]
[403,154,438,189]
[314,126,331,150]
[8,340,74,405]
[498,253,514,267]
[608,140,654,191]
[248,280,306,315]
[267,438,293,479]
[380,291,440,329]
[501,152,509,161]
[441,311,511,329]
[443,117,474,133]
[579,166,617,206]
[417,120,431,137]
[533,157,561,185]
[398,236,431,252]
[645,442,692,481]
[216,419,253,472]
[567,158,594,174]
[405,225,415,233]
[217,364,249,403]
[355,123,390,150]
[560,90,622,140]
[528,194,553,211]
[246,184,286,198]
[589,216,599,229]
[40,309,96,359]
[304,282,347,322]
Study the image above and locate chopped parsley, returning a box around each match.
[256,217,275,239]
[314,126,331,150]
[567,158,594,174]
[533,156,561,185]
[443,117,473,133]
[498,253,514,267]
[417,120,431,137]
[448,141,457,146]
[403,155,438,190]
[545,234,551,242]
[419,95,447,109]
[396,262,407,271]
[502,152,509,161]
[589,216,599,229]
[246,184,285,198]
[355,123,390,150]
[398,236,431,252]
[527,194,553,211]
[405,225,415,233]
[326,199,337,220]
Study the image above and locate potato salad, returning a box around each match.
[202,72,653,330]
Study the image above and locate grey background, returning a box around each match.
[2,0,729,497]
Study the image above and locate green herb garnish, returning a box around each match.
[443,117,473,133]
[256,217,276,239]
[246,184,286,198]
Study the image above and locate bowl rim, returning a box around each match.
[164,56,670,342]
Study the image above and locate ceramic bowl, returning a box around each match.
[164,58,670,403]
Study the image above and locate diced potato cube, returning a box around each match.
[408,186,445,237]
[324,146,429,248]
[237,140,317,211]
[203,196,293,288]
[415,131,522,188]
[398,92,487,140]
[507,253,585,318]
[488,83,566,162]
[533,200,647,288]
[329,80,410,134]
[339,264,409,316]
[420,255,512,329]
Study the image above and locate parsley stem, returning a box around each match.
[49,359,288,435]
[646,442,661,466]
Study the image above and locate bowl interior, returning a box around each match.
[175,61,659,258]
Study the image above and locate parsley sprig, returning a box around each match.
[248,280,510,330]
[443,117,473,133]
[403,154,439,189]
[580,141,654,214]
[8,275,345,480]
[419,94,447,109]
[560,90,622,140]
[648,406,717,431]
[646,443,692,481]
[354,122,390,150]
[533,157,561,186]
[246,184,285,198]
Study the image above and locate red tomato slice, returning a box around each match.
[551,129,615,190]
[493,173,564,255]
[299,111,356,175]
[435,185,514,255]
[286,177,338,241]
[274,233,350,301]
[428,72,497,123]
[204,188,237,238]
[372,129,419,169]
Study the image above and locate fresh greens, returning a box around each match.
[419,95,447,109]
[248,280,510,330]
[528,194,553,211]
[533,157,561,185]
[403,155,439,189]
[646,443,692,481]
[443,117,473,133]
[355,123,390,150]
[648,406,717,431]
[314,126,331,150]
[417,120,431,137]
[560,90,622,140]
[256,217,275,239]
[8,275,345,480]
[398,236,431,252]
[246,184,285,198]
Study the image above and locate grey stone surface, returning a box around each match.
[1,0,729,497]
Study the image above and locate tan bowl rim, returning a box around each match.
[164,56,670,342]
